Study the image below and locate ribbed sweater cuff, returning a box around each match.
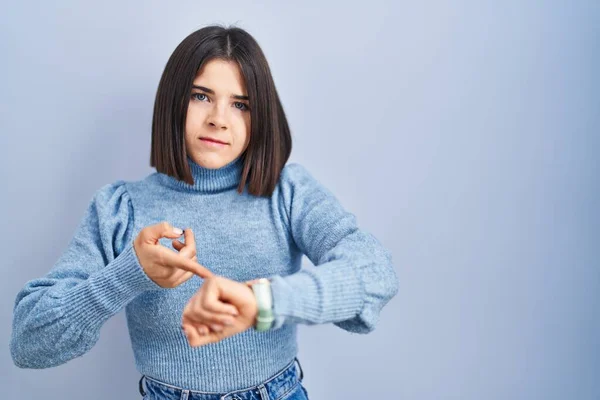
[269,260,365,329]
[62,242,161,330]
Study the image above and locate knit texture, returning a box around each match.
[10,156,399,392]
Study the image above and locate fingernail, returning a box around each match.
[223,318,234,326]
[210,324,223,332]
[173,228,183,235]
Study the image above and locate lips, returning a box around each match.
[199,137,228,145]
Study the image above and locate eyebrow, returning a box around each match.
[192,85,249,101]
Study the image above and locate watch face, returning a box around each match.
[252,279,273,310]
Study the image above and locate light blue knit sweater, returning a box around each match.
[10,156,399,392]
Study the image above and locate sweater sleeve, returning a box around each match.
[269,163,399,333]
[10,181,161,369]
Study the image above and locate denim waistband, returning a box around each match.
[139,357,304,400]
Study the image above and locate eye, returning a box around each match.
[234,102,249,111]
[191,93,208,101]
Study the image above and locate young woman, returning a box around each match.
[10,25,399,400]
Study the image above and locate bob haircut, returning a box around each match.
[150,25,292,197]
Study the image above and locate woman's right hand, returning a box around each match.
[133,222,213,288]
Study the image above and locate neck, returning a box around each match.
[159,156,244,194]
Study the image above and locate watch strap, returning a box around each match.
[251,278,274,332]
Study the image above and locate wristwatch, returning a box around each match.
[251,278,274,332]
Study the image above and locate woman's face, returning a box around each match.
[185,59,251,169]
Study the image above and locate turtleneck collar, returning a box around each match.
[158,156,244,194]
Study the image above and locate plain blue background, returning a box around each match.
[1,1,598,399]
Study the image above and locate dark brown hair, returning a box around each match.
[150,25,292,197]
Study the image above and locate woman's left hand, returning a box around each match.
[181,276,258,347]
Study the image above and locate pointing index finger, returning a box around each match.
[165,251,213,278]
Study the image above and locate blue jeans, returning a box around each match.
[138,358,309,400]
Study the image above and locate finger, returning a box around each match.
[191,310,236,327]
[179,257,212,278]
[188,326,222,348]
[183,293,224,326]
[182,321,218,347]
[212,278,252,305]
[185,323,210,336]
[172,239,184,251]
[171,270,194,287]
[187,296,237,324]
[179,229,197,259]
[183,228,196,252]
[141,221,184,243]
[207,323,225,333]
[203,300,239,317]
[172,240,197,262]
[200,278,238,316]
[160,249,213,278]
[182,324,203,347]
[198,325,209,335]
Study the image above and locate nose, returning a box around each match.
[207,103,228,130]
